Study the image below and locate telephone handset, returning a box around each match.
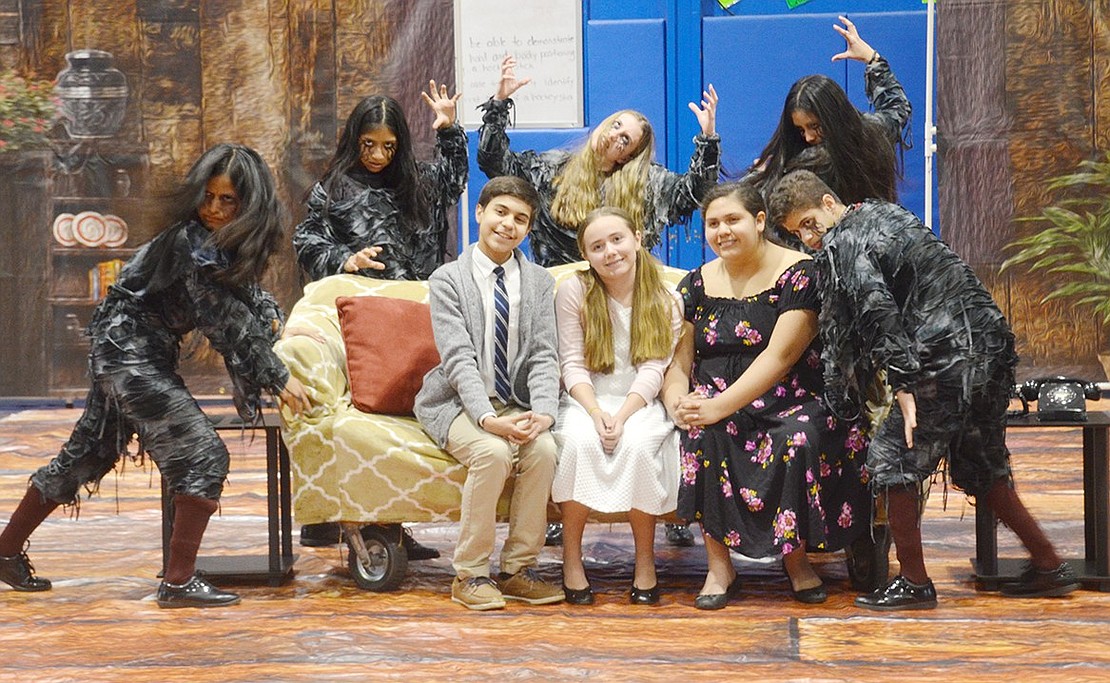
[1015,376,1101,421]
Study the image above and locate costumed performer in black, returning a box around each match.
[291,82,467,558]
[770,170,1080,610]
[0,143,309,608]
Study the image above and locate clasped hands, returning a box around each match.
[669,390,729,430]
[482,411,553,446]
[589,409,625,455]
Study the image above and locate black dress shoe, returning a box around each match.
[694,574,742,610]
[563,583,595,605]
[399,527,441,561]
[855,575,937,611]
[300,522,341,547]
[545,522,564,547]
[630,583,660,605]
[0,550,51,592]
[1000,561,1080,598]
[665,523,696,547]
[157,574,241,609]
[790,581,828,604]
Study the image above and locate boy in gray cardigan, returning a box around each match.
[415,176,565,610]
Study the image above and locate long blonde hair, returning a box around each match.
[576,207,674,374]
[551,110,654,234]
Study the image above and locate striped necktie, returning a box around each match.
[493,265,511,403]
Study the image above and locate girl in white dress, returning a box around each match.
[552,207,683,605]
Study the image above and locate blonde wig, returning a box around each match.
[551,110,654,234]
[575,207,675,374]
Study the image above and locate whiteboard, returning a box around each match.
[454,0,583,129]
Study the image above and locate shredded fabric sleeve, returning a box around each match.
[864,55,913,149]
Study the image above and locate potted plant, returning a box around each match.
[1001,152,1110,378]
[0,70,58,156]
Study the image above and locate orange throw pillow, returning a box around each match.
[336,295,441,416]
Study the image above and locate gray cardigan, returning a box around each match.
[414,244,560,447]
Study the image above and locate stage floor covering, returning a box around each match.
[1,406,1108,682]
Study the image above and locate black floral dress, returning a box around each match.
[676,261,870,557]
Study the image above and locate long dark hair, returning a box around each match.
[319,94,429,228]
[747,74,899,204]
[166,143,285,287]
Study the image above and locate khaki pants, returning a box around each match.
[446,404,556,579]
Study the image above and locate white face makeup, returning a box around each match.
[593,113,645,172]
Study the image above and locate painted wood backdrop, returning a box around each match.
[938,0,1110,377]
[0,0,453,394]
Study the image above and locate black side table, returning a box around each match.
[972,410,1110,591]
[160,412,296,586]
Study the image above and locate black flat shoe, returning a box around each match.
[855,575,937,611]
[157,573,241,609]
[999,561,1080,598]
[300,522,341,547]
[694,574,742,610]
[790,581,828,604]
[0,550,51,592]
[665,523,696,547]
[563,583,595,605]
[630,583,660,605]
[398,526,441,561]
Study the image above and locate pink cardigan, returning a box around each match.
[554,273,684,404]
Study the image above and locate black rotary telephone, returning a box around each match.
[1016,376,1102,421]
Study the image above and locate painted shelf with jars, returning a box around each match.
[45,148,150,398]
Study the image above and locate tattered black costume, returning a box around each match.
[32,220,290,504]
[292,124,469,281]
[814,201,1017,496]
[476,98,721,266]
[855,55,913,156]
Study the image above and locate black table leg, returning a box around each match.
[1084,425,1110,576]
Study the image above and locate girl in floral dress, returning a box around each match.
[662,182,869,609]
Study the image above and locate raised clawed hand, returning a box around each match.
[343,245,386,274]
[495,54,532,101]
[831,15,877,63]
[420,79,462,130]
[687,83,718,137]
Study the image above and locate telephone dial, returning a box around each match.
[1015,376,1101,421]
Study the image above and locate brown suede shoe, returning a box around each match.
[451,575,506,611]
[498,567,565,605]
